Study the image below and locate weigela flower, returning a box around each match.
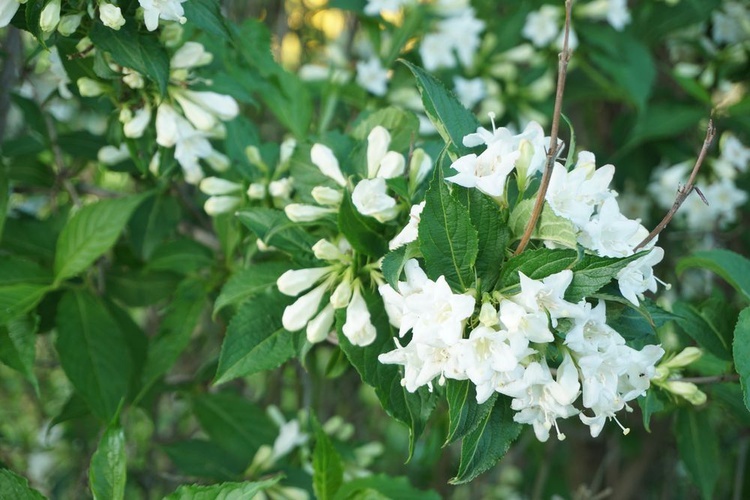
[139,0,187,32]
[0,0,21,28]
[367,126,405,179]
[342,285,377,346]
[311,144,347,187]
[40,0,61,33]
[356,57,389,96]
[616,247,665,306]
[389,202,424,250]
[578,198,649,257]
[351,178,399,222]
[100,3,126,30]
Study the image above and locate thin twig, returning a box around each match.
[634,119,716,251]
[515,0,574,255]
[678,373,739,384]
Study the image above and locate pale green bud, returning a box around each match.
[40,0,61,32]
[664,380,707,406]
[311,186,342,206]
[478,302,499,327]
[58,13,83,36]
[662,347,703,370]
[77,77,105,97]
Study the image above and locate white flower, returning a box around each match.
[436,9,485,68]
[420,33,457,71]
[122,106,151,139]
[122,68,145,89]
[342,286,377,346]
[100,3,126,30]
[616,247,665,306]
[367,126,405,179]
[277,267,334,296]
[720,133,750,171]
[522,6,560,47]
[204,196,240,216]
[454,76,486,109]
[284,203,336,223]
[311,144,347,187]
[378,259,428,330]
[356,57,389,96]
[364,0,411,16]
[170,42,212,69]
[269,178,294,200]
[0,0,21,29]
[282,282,329,332]
[307,304,335,343]
[139,0,187,31]
[578,0,631,31]
[511,270,583,325]
[98,144,130,165]
[498,300,553,343]
[311,186,342,206]
[351,178,399,222]
[181,90,240,122]
[199,177,243,196]
[389,201,424,250]
[40,0,61,33]
[402,275,475,346]
[704,178,748,226]
[578,198,649,257]
[446,141,519,198]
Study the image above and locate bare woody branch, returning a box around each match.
[515,0,574,255]
[634,119,716,251]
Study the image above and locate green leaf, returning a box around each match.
[146,239,214,275]
[454,187,510,292]
[89,22,170,95]
[0,257,50,285]
[508,199,578,249]
[161,440,246,480]
[138,280,207,399]
[0,315,39,390]
[0,166,7,244]
[54,194,147,285]
[213,262,292,316]
[566,252,645,302]
[333,475,440,500]
[401,60,480,157]
[445,380,497,445]
[89,425,126,500]
[0,284,49,324]
[638,390,666,433]
[192,392,276,464]
[237,208,317,261]
[675,409,720,500]
[351,107,420,152]
[183,0,231,38]
[338,191,388,258]
[164,477,282,500]
[498,248,578,291]
[622,104,706,152]
[105,268,181,308]
[418,174,478,291]
[733,306,750,412]
[214,291,300,385]
[337,289,438,459]
[55,291,132,421]
[313,423,344,500]
[450,396,522,484]
[0,469,45,500]
[128,194,181,260]
[673,301,732,361]
[381,245,413,290]
[677,249,750,302]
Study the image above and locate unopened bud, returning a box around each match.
[284,203,335,222]
[409,148,432,187]
[77,77,105,97]
[662,347,702,370]
[664,380,707,406]
[58,14,83,36]
[40,0,61,32]
[312,239,343,262]
[204,196,240,216]
[245,145,266,169]
[330,278,352,309]
[199,177,243,196]
[478,302,499,327]
[311,186,342,206]
[247,183,266,200]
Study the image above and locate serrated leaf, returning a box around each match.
[677,249,750,302]
[401,60,480,157]
[336,289,438,459]
[0,257,50,285]
[55,291,132,421]
[237,208,317,261]
[161,440,246,480]
[566,252,645,302]
[508,199,578,249]
[351,107,420,152]
[54,194,147,285]
[146,239,214,275]
[128,194,181,260]
[498,248,578,291]
[381,245,411,290]
[183,0,231,38]
[733,306,750,412]
[418,175,478,291]
[0,469,45,500]
[673,301,732,360]
[676,409,720,500]
[0,315,39,389]
[89,22,170,95]
[333,475,440,500]
[105,268,181,308]
[164,477,282,500]
[450,396,521,484]
[338,191,388,258]
[192,393,276,464]
[138,280,207,399]
[213,262,292,316]
[313,423,344,500]
[0,284,49,324]
[89,425,126,500]
[214,291,300,385]
[445,380,497,445]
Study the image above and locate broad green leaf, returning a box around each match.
[508,199,578,249]
[146,239,214,275]
[418,174,478,291]
[333,475,440,500]
[128,194,181,260]
[183,0,231,38]
[161,440,246,480]
[213,262,292,316]
[0,257,50,285]
[638,390,666,433]
[0,284,49,324]
[606,298,676,348]
[454,187,510,292]
[50,393,90,429]
[0,315,39,389]
[214,291,300,385]
[138,280,207,399]
[634,0,722,43]
[677,249,750,302]
[401,60,480,157]
[89,425,126,500]
[89,22,170,95]
[0,469,45,500]
[1,213,64,265]
[566,252,645,302]
[676,409,721,500]
[450,396,522,484]
[55,291,132,421]
[337,289,438,459]
[498,248,577,291]
[164,477,282,500]
[192,392,276,464]
[381,245,414,290]
[445,380,497,445]
[0,166,7,243]
[54,194,147,285]
[237,208,317,261]
[710,383,750,425]
[338,191,388,258]
[105,268,181,308]
[351,107,420,152]
[733,306,750,412]
[622,104,705,152]
[673,301,732,361]
[313,423,344,500]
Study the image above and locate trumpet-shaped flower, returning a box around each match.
[277,267,335,297]
[282,282,329,332]
[342,286,377,346]
[311,144,347,187]
[100,3,126,30]
[351,178,399,222]
[139,0,187,31]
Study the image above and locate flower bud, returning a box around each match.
[199,177,243,196]
[183,90,239,121]
[478,302,499,327]
[77,77,105,97]
[75,37,94,54]
[376,151,405,179]
[279,137,297,165]
[408,148,432,187]
[247,183,266,200]
[170,41,213,69]
[58,13,83,36]
[367,126,391,178]
[311,186,342,206]
[662,347,702,370]
[276,267,333,296]
[342,286,376,346]
[245,145,266,169]
[40,0,61,32]
[330,279,352,309]
[204,196,240,216]
[282,282,328,331]
[123,106,151,139]
[100,3,126,30]
[306,303,335,343]
[664,380,707,406]
[269,178,294,199]
[97,144,129,165]
[205,150,230,172]
[312,239,343,262]
[284,204,335,222]
[122,68,145,89]
[311,144,347,187]
[175,93,217,131]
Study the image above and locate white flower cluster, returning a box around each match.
[420,1,485,71]
[378,261,665,441]
[648,132,749,231]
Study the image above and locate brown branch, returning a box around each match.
[515,0,574,255]
[679,373,739,385]
[634,119,716,251]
